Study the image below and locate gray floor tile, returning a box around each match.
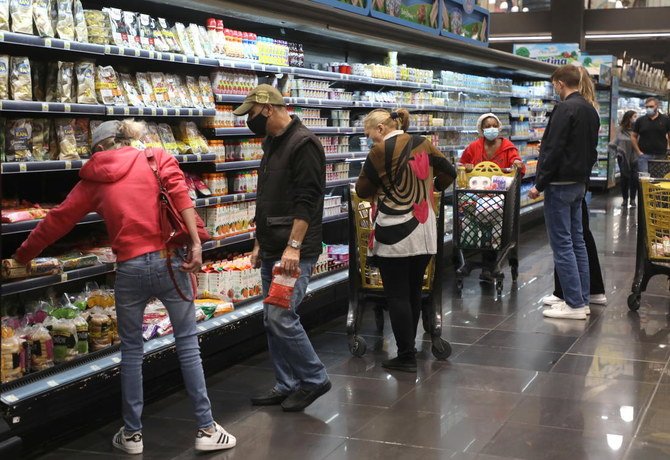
[550,353,666,383]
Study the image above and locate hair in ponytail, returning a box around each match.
[363,108,410,132]
[577,66,599,111]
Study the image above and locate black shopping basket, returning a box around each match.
[452,162,520,297]
[344,185,451,359]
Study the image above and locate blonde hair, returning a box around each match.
[577,66,599,111]
[96,119,147,151]
[363,108,410,133]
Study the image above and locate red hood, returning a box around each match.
[79,146,143,183]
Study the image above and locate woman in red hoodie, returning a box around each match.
[460,113,525,282]
[13,120,236,454]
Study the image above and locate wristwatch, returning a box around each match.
[287,239,302,250]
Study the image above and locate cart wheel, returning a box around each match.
[349,335,367,357]
[627,293,641,311]
[431,338,452,360]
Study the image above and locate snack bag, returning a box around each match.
[123,10,141,48]
[55,118,79,160]
[138,13,155,50]
[157,18,180,53]
[198,76,215,109]
[118,73,143,107]
[136,72,157,107]
[1,325,23,383]
[10,56,32,101]
[9,0,32,34]
[0,54,8,99]
[72,118,91,158]
[149,72,169,107]
[31,60,46,101]
[0,0,8,31]
[84,9,111,45]
[263,263,300,309]
[56,0,75,41]
[73,0,87,42]
[95,65,126,105]
[5,118,33,162]
[56,60,75,103]
[186,75,203,108]
[173,22,194,56]
[75,61,97,104]
[28,325,54,371]
[31,118,50,161]
[33,0,55,37]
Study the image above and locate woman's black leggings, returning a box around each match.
[376,255,431,359]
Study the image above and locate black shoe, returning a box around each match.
[622,200,628,208]
[629,200,636,208]
[250,388,289,406]
[281,381,332,412]
[381,356,417,373]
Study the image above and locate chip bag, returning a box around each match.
[263,263,300,309]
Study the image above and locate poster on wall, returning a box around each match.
[513,43,581,65]
[440,0,489,46]
[579,54,615,76]
[370,0,441,35]
[311,0,371,14]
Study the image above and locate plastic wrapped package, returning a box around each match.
[175,75,193,108]
[10,56,32,101]
[0,0,8,31]
[142,122,163,150]
[9,0,32,34]
[264,263,300,309]
[82,246,116,263]
[187,23,206,57]
[198,25,213,58]
[84,9,110,45]
[31,119,50,161]
[87,312,112,351]
[45,61,58,102]
[157,123,178,154]
[55,118,79,160]
[1,326,23,383]
[0,55,8,100]
[5,119,33,162]
[118,73,143,107]
[50,318,78,363]
[178,121,209,154]
[73,0,87,42]
[56,61,75,103]
[186,76,203,108]
[28,325,54,371]
[124,10,141,48]
[86,286,114,308]
[164,74,184,107]
[149,72,170,108]
[198,76,215,109]
[135,72,157,107]
[33,0,55,37]
[75,61,97,104]
[95,65,126,105]
[157,18,180,52]
[56,0,75,41]
[138,13,155,50]
[173,22,194,56]
[72,315,88,354]
[58,251,98,271]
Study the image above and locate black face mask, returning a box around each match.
[247,111,268,137]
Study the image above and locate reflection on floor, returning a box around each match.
[37,193,670,460]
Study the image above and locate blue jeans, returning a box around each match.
[115,250,214,432]
[260,257,328,394]
[543,184,590,308]
[638,153,666,173]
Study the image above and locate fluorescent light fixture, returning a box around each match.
[489,35,552,42]
[586,32,670,39]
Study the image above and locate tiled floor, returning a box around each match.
[37,193,670,460]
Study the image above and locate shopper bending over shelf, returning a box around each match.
[13,120,236,454]
[356,108,456,372]
[460,112,525,283]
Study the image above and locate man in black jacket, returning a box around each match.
[234,84,330,411]
[528,65,600,320]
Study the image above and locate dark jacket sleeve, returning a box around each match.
[291,140,325,223]
[534,103,572,192]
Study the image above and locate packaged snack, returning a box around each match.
[73,0,87,42]
[0,54,9,100]
[198,25,213,58]
[84,9,110,45]
[149,72,170,108]
[33,0,55,37]
[73,315,88,354]
[56,0,75,41]
[106,7,130,47]
[186,76,203,108]
[31,118,50,161]
[10,56,32,101]
[1,326,23,383]
[95,65,126,105]
[135,72,157,107]
[108,309,119,345]
[142,122,163,149]
[56,60,75,103]
[157,18,180,52]
[88,313,112,351]
[9,0,32,34]
[198,76,215,109]
[118,73,143,107]
[157,123,178,154]
[72,118,91,158]
[123,10,141,48]
[55,118,79,160]
[29,257,61,276]
[164,74,184,107]
[28,325,54,371]
[50,318,78,363]
[75,61,96,104]
[179,121,209,154]
[5,118,33,162]
[45,60,58,102]
[264,263,300,309]
[173,22,194,56]
[59,251,98,270]
[138,13,155,50]
[31,60,46,102]
[175,75,193,107]
[0,0,8,31]
[82,246,116,263]
[187,23,206,57]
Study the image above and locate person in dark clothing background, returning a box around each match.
[632,97,670,173]
[233,84,331,411]
[529,65,600,320]
[614,110,639,207]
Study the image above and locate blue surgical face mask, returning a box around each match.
[646,107,657,117]
[483,127,499,141]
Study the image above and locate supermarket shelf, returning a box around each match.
[1,263,116,296]
[215,160,262,172]
[193,193,257,207]
[438,145,468,151]
[530,123,547,129]
[322,212,348,224]
[327,151,368,161]
[216,94,352,108]
[530,107,553,112]
[0,100,215,117]
[619,81,668,98]
[520,200,545,215]
[202,232,257,251]
[1,160,89,174]
[174,153,218,163]
[590,176,608,182]
[2,212,102,235]
[210,125,474,137]
[326,177,357,188]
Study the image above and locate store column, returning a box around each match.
[550,0,585,49]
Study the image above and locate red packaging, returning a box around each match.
[263,263,300,309]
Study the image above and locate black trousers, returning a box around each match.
[377,254,431,359]
[617,157,638,202]
[553,198,605,297]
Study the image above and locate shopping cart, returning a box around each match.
[628,175,670,311]
[648,159,670,179]
[453,162,520,297]
[344,185,452,360]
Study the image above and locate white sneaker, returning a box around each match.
[542,302,587,320]
[590,294,607,305]
[195,422,236,451]
[542,294,563,306]
[585,306,591,315]
[112,427,143,455]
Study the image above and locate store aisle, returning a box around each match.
[36,193,669,460]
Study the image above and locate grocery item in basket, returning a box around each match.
[56,0,75,41]
[50,318,78,363]
[31,119,50,161]
[5,118,33,162]
[136,72,157,107]
[118,73,143,107]
[10,56,32,101]
[95,65,125,105]
[10,0,32,34]
[264,263,300,309]
[173,22,194,56]
[73,0,87,43]
[468,176,492,190]
[157,123,178,154]
[31,60,46,102]
[1,326,23,383]
[0,0,8,31]
[186,76,203,108]
[88,312,112,351]
[33,0,55,37]
[55,118,79,160]
[149,72,170,107]
[56,61,75,103]
[0,55,8,99]
[28,325,54,371]
[75,61,96,104]
[198,76,215,109]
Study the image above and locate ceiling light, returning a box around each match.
[585,32,670,39]
[489,35,552,42]
[511,5,519,12]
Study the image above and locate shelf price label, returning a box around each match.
[44,38,52,48]
[64,103,71,113]
[46,380,59,388]
[64,160,72,170]
[19,163,27,172]
[41,103,49,112]
[63,41,71,50]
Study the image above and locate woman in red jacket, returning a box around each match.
[13,120,236,454]
[460,113,525,282]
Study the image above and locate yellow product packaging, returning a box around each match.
[75,61,96,104]
[95,65,126,105]
[149,72,170,108]
[198,76,215,109]
[136,72,157,107]
[10,0,32,34]
[186,76,203,108]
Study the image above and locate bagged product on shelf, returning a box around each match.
[31,60,46,102]
[84,9,111,45]
[1,326,23,383]
[58,251,98,271]
[178,121,209,154]
[82,246,115,263]
[28,325,54,371]
[0,0,8,31]
[157,123,178,154]
[187,23,206,57]
[55,0,75,41]
[9,0,32,34]
[173,22,194,56]
[164,74,185,108]
[73,0,87,43]
[73,315,88,354]
[75,60,96,104]
[122,10,141,48]
[108,309,119,345]
[73,118,90,157]
[138,13,155,50]
[87,312,112,351]
[29,257,61,276]
[95,65,125,105]
[198,76,215,109]
[106,7,131,48]
[50,318,78,363]
[10,56,32,101]
[198,25,213,58]
[5,118,33,162]
[142,122,163,150]
[156,17,180,53]
[45,60,58,102]
[85,286,114,308]
[149,72,170,108]
[0,54,9,100]
[176,75,193,108]
[33,0,55,37]
[56,60,75,103]
[118,73,143,107]
[31,118,50,161]
[186,75,203,108]
[135,72,157,107]
[55,118,79,160]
